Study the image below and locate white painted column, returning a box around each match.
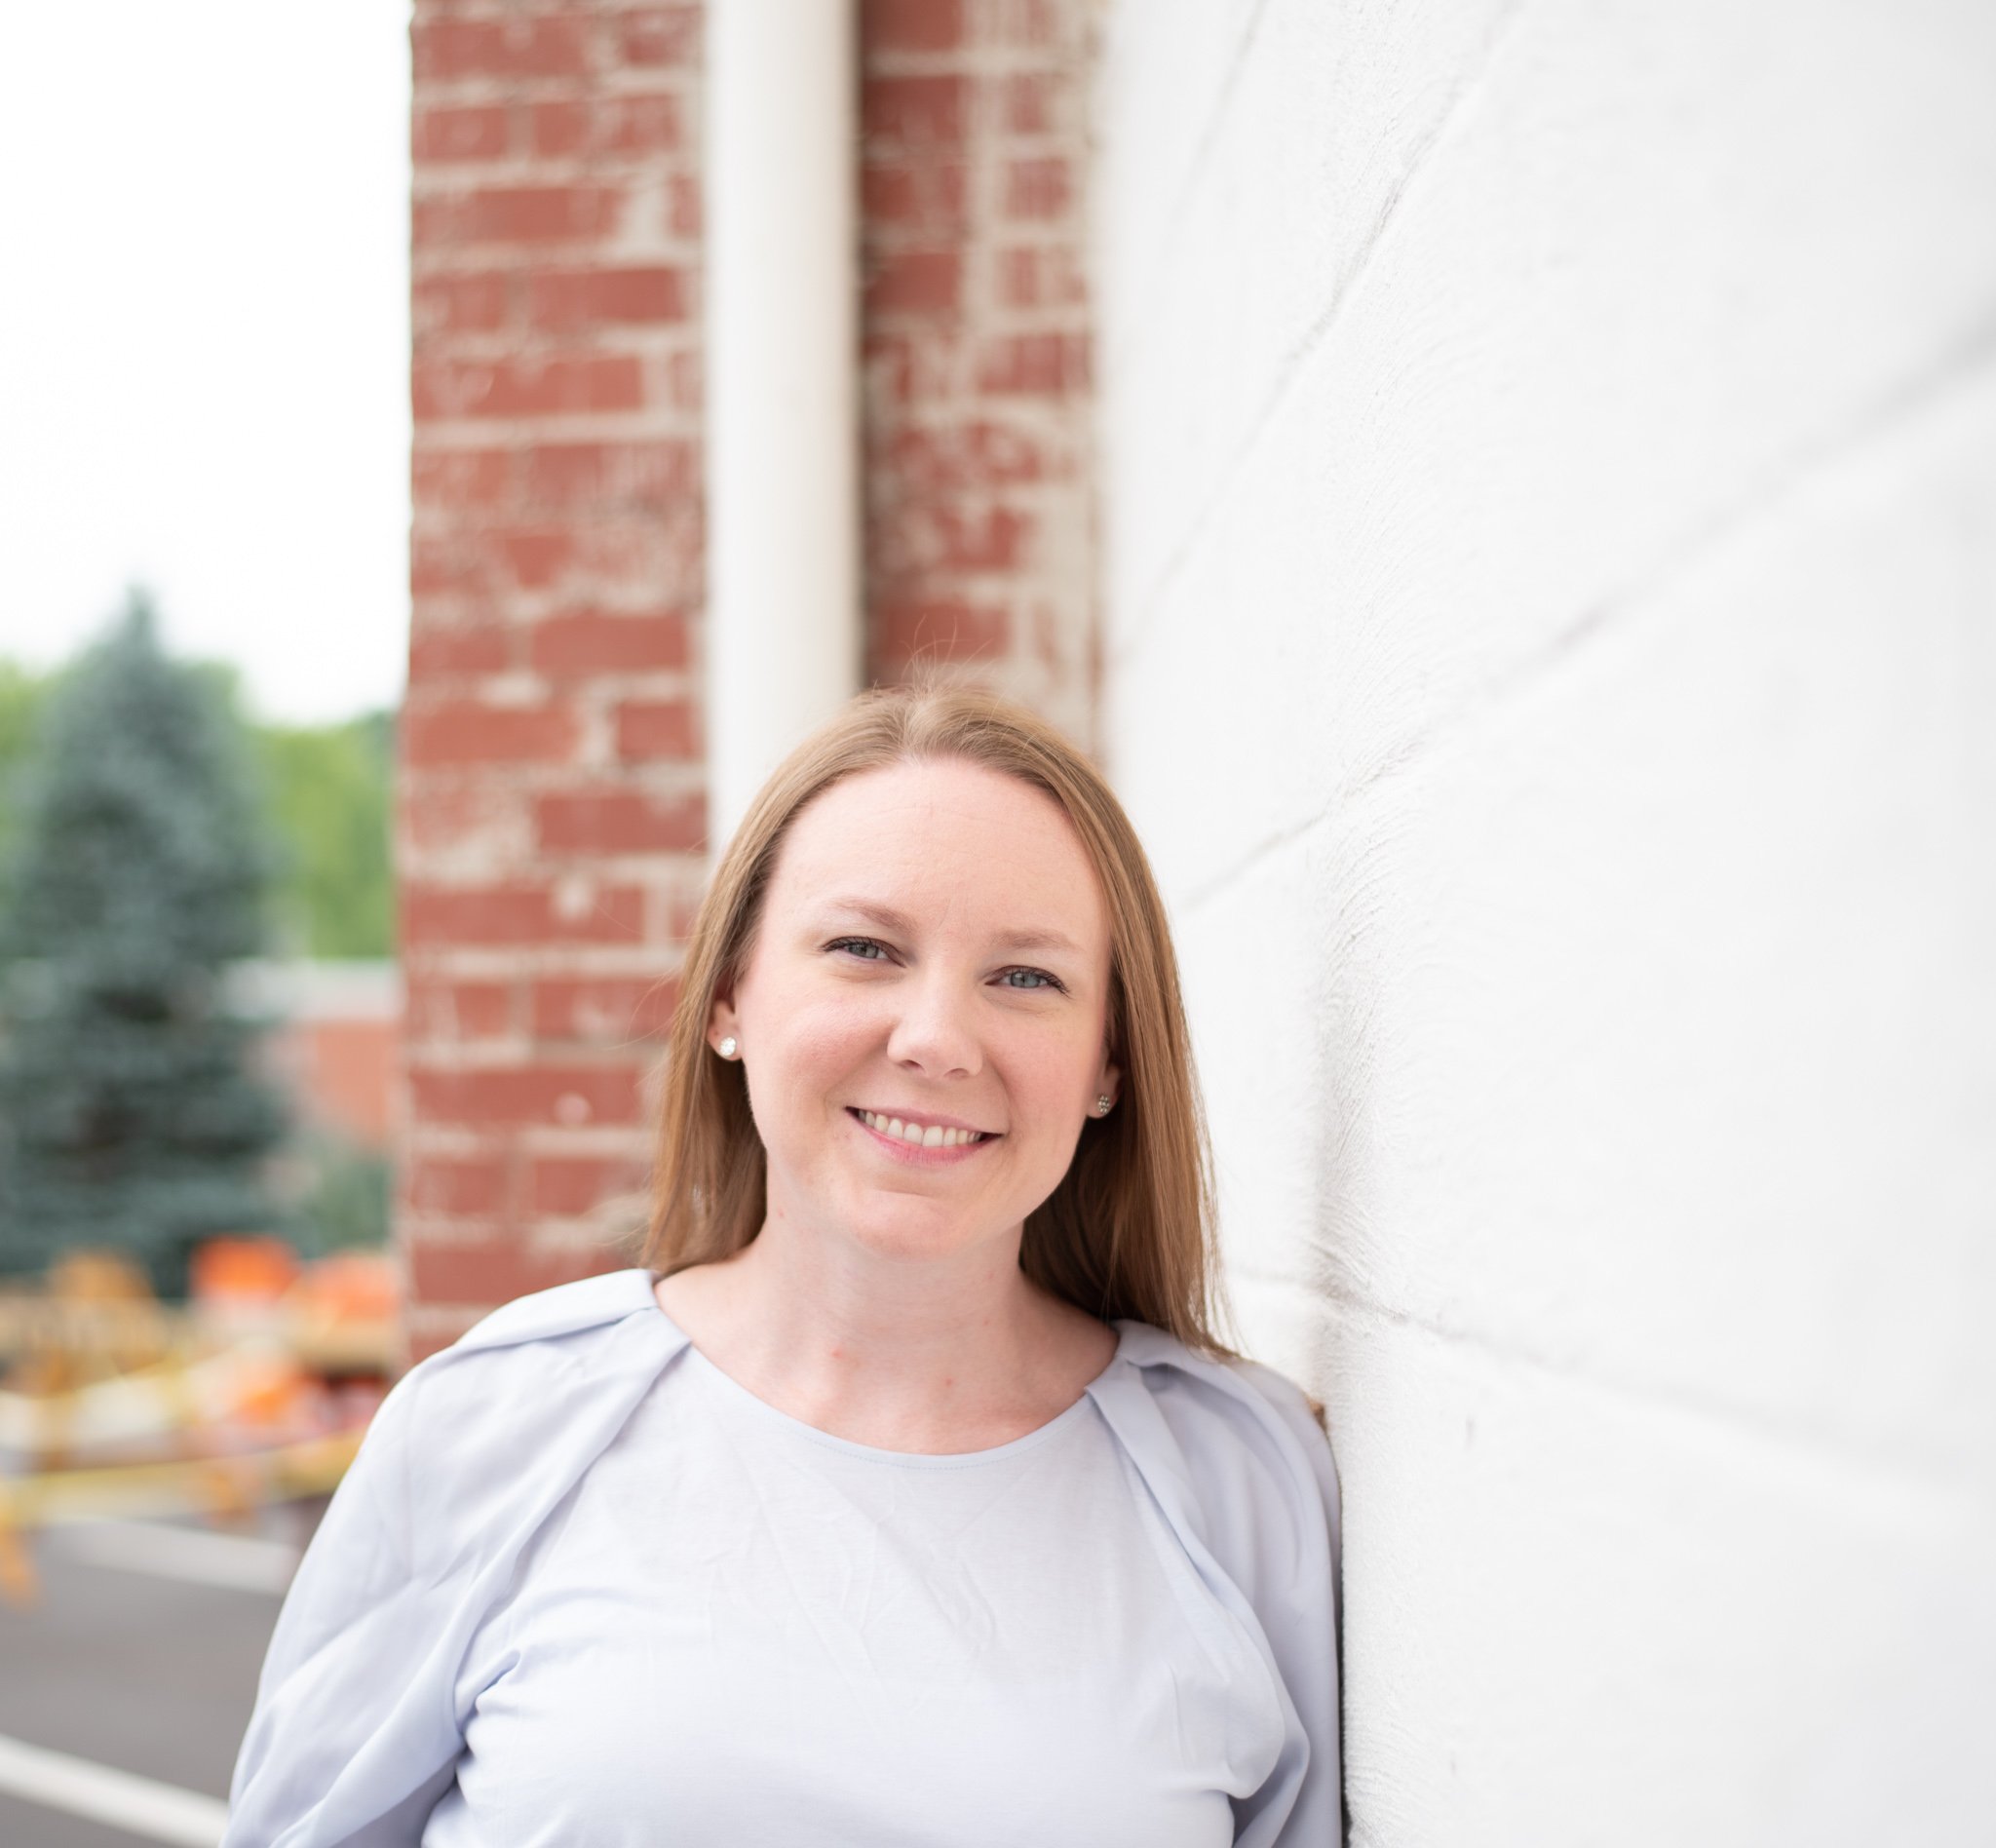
[704,0,862,854]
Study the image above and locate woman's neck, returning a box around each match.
[651,1215,1116,1454]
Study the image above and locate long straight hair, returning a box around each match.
[642,686,1230,1353]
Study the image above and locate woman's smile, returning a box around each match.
[847,1104,1002,1160]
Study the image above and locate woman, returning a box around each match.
[226,686,1341,1846]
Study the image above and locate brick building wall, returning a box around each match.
[861,0,1098,743]
[400,0,1099,1353]
[403,3,707,1358]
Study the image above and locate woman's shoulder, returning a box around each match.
[402,1266,672,1393]
[450,1264,665,1355]
[1106,1319,1332,1455]
[362,1269,684,1521]
[1094,1320,1341,1583]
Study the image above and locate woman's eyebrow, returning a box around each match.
[994,927,1084,955]
[818,898,918,936]
[817,899,1082,957]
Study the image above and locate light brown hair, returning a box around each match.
[642,685,1229,1353]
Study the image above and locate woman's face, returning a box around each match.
[711,756,1121,1267]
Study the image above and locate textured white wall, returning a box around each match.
[1094,4,1996,1843]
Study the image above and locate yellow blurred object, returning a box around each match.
[0,1514,36,1608]
[0,1245,393,1604]
[0,1429,361,1525]
[7,1251,171,1392]
[0,1428,365,1607]
[48,1251,154,1304]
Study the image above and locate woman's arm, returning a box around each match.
[1097,1332,1344,1847]
[224,1368,466,1847]
[1222,1359,1343,1847]
[224,1271,683,1847]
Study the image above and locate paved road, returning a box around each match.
[0,1509,322,1846]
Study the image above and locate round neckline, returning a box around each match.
[645,1277,1127,1469]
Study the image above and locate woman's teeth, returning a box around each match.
[858,1110,987,1149]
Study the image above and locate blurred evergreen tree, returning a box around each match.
[0,668,395,960]
[0,595,292,1290]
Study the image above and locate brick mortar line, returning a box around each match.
[402,966,691,991]
[411,252,702,273]
[411,172,697,195]
[410,409,695,437]
[399,679,701,702]
[412,73,699,105]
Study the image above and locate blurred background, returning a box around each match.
[1,2,1991,1845]
[2,7,406,1843]
[1,5,408,1843]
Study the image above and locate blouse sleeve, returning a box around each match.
[224,1272,684,1847]
[223,1366,467,1848]
[1224,1362,1343,1847]
[1111,1339,1344,1847]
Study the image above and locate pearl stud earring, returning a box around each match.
[1095,1095,1112,1115]
[717,1036,739,1059]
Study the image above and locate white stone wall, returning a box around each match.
[1094,4,1996,1842]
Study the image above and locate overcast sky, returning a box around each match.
[0,2,410,726]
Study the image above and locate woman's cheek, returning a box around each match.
[994,1010,1096,1104]
[750,988,892,1093]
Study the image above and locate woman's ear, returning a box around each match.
[707,987,741,1058]
[1094,1055,1123,1113]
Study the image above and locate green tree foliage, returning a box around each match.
[0,667,394,960]
[294,1128,394,1255]
[0,658,58,881]
[256,712,395,958]
[0,597,292,1288]
[0,660,48,763]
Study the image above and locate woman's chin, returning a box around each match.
[827,1191,1016,1266]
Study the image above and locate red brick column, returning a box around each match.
[862,0,1098,743]
[401,3,705,1358]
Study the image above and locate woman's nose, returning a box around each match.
[884,974,982,1079]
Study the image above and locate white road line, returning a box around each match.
[0,1733,228,1846]
[50,1519,299,1595]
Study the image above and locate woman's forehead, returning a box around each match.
[770,759,1107,936]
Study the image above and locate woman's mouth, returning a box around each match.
[847,1107,997,1151]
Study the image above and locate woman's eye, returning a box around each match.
[825,941,1059,990]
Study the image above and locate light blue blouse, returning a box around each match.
[225,1270,1341,1846]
